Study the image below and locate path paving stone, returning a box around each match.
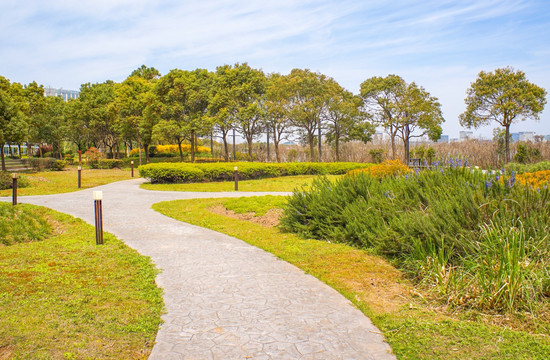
[1,179,396,359]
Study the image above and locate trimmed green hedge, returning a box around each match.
[504,161,550,174]
[139,162,369,183]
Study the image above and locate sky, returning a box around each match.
[1,0,549,139]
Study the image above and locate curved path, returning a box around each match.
[2,179,395,360]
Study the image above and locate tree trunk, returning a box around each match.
[137,136,143,166]
[223,135,229,162]
[178,140,184,162]
[0,145,6,171]
[144,144,150,163]
[247,137,253,161]
[266,129,270,162]
[18,144,22,159]
[190,130,196,163]
[318,119,322,162]
[335,137,340,162]
[403,124,410,165]
[505,124,510,163]
[232,128,236,161]
[308,132,315,162]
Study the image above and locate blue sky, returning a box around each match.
[1,0,549,139]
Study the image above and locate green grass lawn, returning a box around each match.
[153,196,550,360]
[0,203,163,359]
[140,174,343,192]
[0,168,133,196]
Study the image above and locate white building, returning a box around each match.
[44,86,79,101]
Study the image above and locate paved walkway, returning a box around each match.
[2,179,395,360]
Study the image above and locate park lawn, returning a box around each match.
[140,174,343,192]
[153,196,550,360]
[0,203,163,359]
[0,168,133,196]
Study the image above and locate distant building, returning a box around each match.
[44,86,79,101]
[459,131,473,141]
[510,131,536,142]
[438,135,449,143]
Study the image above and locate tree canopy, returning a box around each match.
[459,67,547,162]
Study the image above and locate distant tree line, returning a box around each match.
[0,64,546,171]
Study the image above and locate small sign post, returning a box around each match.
[93,191,104,245]
[12,173,17,206]
[234,166,239,191]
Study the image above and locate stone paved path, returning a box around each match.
[2,179,396,360]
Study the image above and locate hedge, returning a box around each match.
[139,162,370,183]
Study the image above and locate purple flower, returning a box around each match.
[485,180,492,189]
[495,175,500,181]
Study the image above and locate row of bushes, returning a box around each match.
[280,165,550,313]
[129,144,211,157]
[139,162,369,183]
[505,160,550,174]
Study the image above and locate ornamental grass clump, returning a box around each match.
[281,166,550,313]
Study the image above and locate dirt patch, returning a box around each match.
[208,204,283,227]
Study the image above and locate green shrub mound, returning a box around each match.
[25,158,67,171]
[0,203,52,246]
[505,160,550,174]
[139,162,368,183]
[281,168,550,313]
[0,172,30,190]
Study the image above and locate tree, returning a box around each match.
[41,96,67,159]
[0,76,21,170]
[21,81,46,156]
[154,69,213,162]
[284,69,329,161]
[360,75,444,163]
[79,81,118,157]
[323,80,375,161]
[396,83,444,162]
[113,75,156,164]
[459,67,547,162]
[360,75,406,160]
[130,65,161,81]
[264,73,293,162]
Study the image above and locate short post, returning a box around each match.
[131,161,134,178]
[93,191,104,245]
[12,173,17,206]
[234,166,238,191]
[77,166,82,188]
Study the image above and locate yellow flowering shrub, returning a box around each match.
[516,170,550,189]
[129,144,211,156]
[347,159,412,179]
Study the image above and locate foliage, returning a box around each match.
[369,148,384,163]
[459,67,547,162]
[347,159,411,179]
[91,159,124,169]
[26,157,65,171]
[505,160,550,174]
[139,162,368,183]
[281,166,550,313]
[513,142,541,164]
[0,206,163,358]
[0,172,30,190]
[129,144,210,156]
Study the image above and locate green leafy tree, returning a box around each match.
[0,76,21,170]
[64,97,91,152]
[284,69,330,161]
[459,67,547,162]
[264,73,293,162]
[360,75,406,160]
[154,69,213,162]
[21,81,46,156]
[41,96,67,159]
[323,80,375,161]
[360,75,443,162]
[79,81,118,157]
[130,65,161,81]
[397,83,444,162]
[112,75,156,164]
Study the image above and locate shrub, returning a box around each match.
[26,157,60,171]
[0,172,30,190]
[280,166,550,313]
[96,159,123,169]
[516,170,550,189]
[505,160,550,174]
[347,159,411,179]
[129,144,211,157]
[513,142,541,164]
[139,162,368,183]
